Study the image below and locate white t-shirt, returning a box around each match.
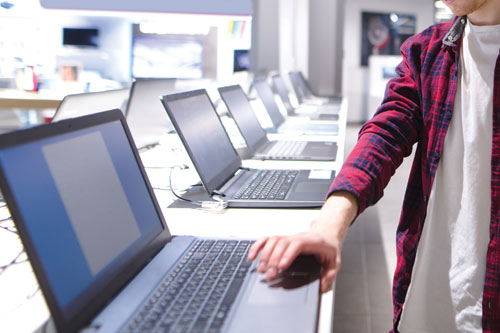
[398,21,500,332]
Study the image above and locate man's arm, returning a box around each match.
[247,191,358,292]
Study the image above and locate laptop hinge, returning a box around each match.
[217,167,250,195]
[80,324,101,333]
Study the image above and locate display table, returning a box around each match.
[0,89,63,110]
[0,97,347,333]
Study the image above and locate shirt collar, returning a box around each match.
[442,16,467,46]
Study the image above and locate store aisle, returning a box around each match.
[332,123,414,333]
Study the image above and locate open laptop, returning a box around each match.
[51,88,130,122]
[271,74,340,120]
[288,71,341,106]
[0,110,321,333]
[253,79,339,136]
[218,85,337,161]
[161,89,336,208]
[124,78,177,150]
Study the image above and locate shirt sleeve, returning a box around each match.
[329,41,423,215]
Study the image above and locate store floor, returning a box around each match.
[332,122,414,333]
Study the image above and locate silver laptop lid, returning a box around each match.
[125,78,176,149]
[52,88,130,122]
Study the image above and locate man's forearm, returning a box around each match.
[310,191,359,245]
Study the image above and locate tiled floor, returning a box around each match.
[332,123,414,333]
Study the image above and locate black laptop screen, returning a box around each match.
[271,75,295,115]
[218,85,267,151]
[162,90,241,195]
[253,80,285,128]
[0,120,164,319]
[288,71,308,103]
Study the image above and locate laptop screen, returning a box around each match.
[271,75,295,115]
[0,117,165,321]
[218,85,267,151]
[162,90,241,195]
[288,71,310,104]
[253,80,285,128]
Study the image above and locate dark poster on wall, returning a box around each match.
[360,12,416,66]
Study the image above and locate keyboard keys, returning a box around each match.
[123,240,253,333]
[234,170,298,200]
[267,140,307,158]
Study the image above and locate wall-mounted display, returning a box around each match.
[131,24,219,79]
[360,12,416,67]
[63,28,99,48]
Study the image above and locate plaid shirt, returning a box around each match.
[330,16,500,332]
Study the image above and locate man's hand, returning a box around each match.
[247,191,358,293]
[247,232,342,292]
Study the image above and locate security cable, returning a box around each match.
[168,165,228,210]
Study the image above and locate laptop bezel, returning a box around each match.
[271,74,296,116]
[0,110,172,333]
[218,85,270,154]
[253,79,286,129]
[161,89,242,196]
[288,71,306,104]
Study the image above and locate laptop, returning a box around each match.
[124,78,177,150]
[161,89,336,208]
[288,71,341,106]
[271,74,340,120]
[218,85,338,161]
[253,79,339,136]
[51,88,130,122]
[0,110,321,333]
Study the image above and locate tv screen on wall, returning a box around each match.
[132,35,203,79]
[233,49,250,72]
[63,28,100,48]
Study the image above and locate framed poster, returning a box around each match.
[361,12,416,66]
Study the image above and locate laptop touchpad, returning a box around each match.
[247,274,309,304]
[247,255,320,305]
[295,181,330,193]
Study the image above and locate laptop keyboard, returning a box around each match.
[234,169,298,200]
[124,240,253,333]
[267,141,306,158]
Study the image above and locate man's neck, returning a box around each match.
[468,0,500,26]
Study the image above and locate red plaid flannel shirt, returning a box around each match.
[330,16,500,332]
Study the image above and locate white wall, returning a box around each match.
[308,0,344,96]
[250,0,280,75]
[252,0,309,82]
[278,0,309,79]
[343,0,435,122]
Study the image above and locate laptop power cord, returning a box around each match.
[169,165,228,211]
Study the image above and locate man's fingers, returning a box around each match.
[247,237,268,261]
[257,236,281,273]
[279,233,334,269]
[278,236,307,270]
[247,233,343,292]
[320,268,339,293]
[265,238,292,280]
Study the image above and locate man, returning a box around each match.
[248,0,500,331]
